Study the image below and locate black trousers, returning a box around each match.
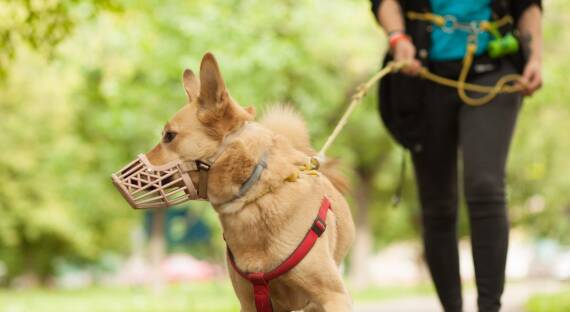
[412,59,522,312]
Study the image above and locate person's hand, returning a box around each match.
[390,35,421,76]
[519,57,542,96]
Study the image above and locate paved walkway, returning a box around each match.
[355,280,563,312]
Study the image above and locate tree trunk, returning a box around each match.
[348,172,373,289]
[148,209,166,292]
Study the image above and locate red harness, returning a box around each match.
[226,197,332,312]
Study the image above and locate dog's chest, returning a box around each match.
[267,279,311,310]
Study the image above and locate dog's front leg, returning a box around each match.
[227,265,258,312]
[316,292,352,312]
[301,302,324,312]
[297,260,353,312]
[233,283,257,312]
[300,292,352,312]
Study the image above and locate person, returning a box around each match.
[369,0,543,311]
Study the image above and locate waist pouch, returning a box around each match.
[378,58,427,152]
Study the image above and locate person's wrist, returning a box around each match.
[528,44,542,63]
[529,54,542,64]
[388,31,411,51]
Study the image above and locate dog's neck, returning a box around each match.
[205,122,272,207]
[210,124,311,270]
[210,124,307,212]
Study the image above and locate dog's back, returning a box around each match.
[260,105,350,194]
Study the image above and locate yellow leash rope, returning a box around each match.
[317,12,526,157]
[405,11,523,105]
[316,13,525,158]
[318,63,405,158]
[406,12,513,29]
[300,12,526,182]
[455,43,522,106]
[317,59,523,158]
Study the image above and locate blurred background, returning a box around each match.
[0,0,569,311]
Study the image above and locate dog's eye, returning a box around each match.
[163,131,177,143]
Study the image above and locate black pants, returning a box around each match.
[412,59,522,312]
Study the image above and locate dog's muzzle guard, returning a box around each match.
[111,122,269,209]
[111,154,210,209]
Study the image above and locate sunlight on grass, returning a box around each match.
[526,287,570,312]
[0,282,240,312]
[352,283,435,302]
[0,281,438,312]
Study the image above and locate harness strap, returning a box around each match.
[248,273,272,312]
[196,160,211,199]
[406,11,513,31]
[226,196,332,312]
[180,122,252,201]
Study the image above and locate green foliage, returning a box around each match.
[0,0,569,282]
[507,0,570,244]
[0,281,434,311]
[0,0,119,77]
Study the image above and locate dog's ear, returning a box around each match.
[199,52,227,112]
[182,69,200,102]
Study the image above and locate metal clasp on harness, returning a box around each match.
[196,160,211,171]
[311,217,327,236]
[441,15,457,33]
[442,14,483,36]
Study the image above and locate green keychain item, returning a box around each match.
[486,23,519,58]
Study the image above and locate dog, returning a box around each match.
[145,52,355,311]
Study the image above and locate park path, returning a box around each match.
[354,280,563,312]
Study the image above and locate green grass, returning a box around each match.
[0,282,240,312]
[0,281,434,312]
[526,287,570,312]
[352,283,434,302]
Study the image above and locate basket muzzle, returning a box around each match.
[111,154,205,209]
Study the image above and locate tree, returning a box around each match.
[1,0,568,285]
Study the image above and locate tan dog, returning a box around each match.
[145,53,355,312]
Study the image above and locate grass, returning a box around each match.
[526,287,570,312]
[352,283,434,302]
[0,282,240,312]
[0,281,434,312]
[5,281,569,312]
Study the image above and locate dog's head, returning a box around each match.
[145,53,255,167]
[111,53,263,209]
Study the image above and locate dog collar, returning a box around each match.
[236,152,268,198]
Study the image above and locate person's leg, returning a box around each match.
[460,62,522,312]
[412,81,462,312]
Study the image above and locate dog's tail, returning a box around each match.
[260,105,350,194]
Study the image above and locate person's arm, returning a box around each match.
[376,0,421,75]
[517,4,543,96]
[376,0,405,33]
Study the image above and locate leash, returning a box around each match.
[407,11,523,106]
[317,62,405,159]
[317,59,523,159]
[312,13,527,207]
[317,14,527,159]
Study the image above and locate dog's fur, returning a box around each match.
[146,53,355,311]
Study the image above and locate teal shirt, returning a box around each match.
[429,0,492,61]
